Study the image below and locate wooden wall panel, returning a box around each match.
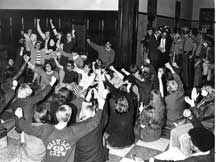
[0,10,118,61]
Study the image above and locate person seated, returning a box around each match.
[50,87,77,125]
[4,58,18,79]
[104,77,136,148]
[158,63,186,128]
[169,85,215,156]
[10,76,56,128]
[20,103,51,162]
[74,83,109,162]
[146,110,214,162]
[134,89,165,142]
[27,59,59,89]
[15,101,104,162]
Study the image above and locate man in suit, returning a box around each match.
[158,30,172,67]
[148,29,161,71]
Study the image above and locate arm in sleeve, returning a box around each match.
[13,61,27,80]
[18,118,49,139]
[108,51,115,66]
[0,89,15,115]
[37,21,46,40]
[69,110,102,142]
[88,41,101,52]
[104,80,119,97]
[28,85,52,104]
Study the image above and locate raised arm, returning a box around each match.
[15,108,50,139]
[36,19,46,40]
[69,110,102,142]
[13,55,29,80]
[58,48,73,59]
[158,68,164,97]
[28,76,56,104]
[165,62,184,90]
[50,19,58,36]
[86,39,101,52]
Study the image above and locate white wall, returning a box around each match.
[192,0,214,20]
[139,0,148,13]
[157,0,176,17]
[0,0,118,10]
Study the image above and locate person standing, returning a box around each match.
[86,39,115,68]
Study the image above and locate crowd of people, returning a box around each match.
[0,18,214,162]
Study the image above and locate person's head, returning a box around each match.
[30,33,37,43]
[181,26,190,36]
[17,83,33,98]
[8,58,14,67]
[167,80,178,94]
[33,102,51,123]
[95,59,102,67]
[161,31,167,39]
[105,41,112,51]
[188,127,214,152]
[35,41,42,50]
[115,96,129,113]
[56,105,72,123]
[66,32,72,43]
[66,60,74,71]
[79,102,96,121]
[201,84,215,98]
[57,87,73,103]
[83,62,91,73]
[140,64,151,80]
[147,27,153,36]
[56,32,62,40]
[44,61,54,73]
[155,29,162,37]
[45,30,51,39]
[27,28,32,36]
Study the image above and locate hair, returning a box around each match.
[67,60,74,66]
[167,80,178,93]
[115,96,129,113]
[56,105,72,122]
[33,102,51,123]
[188,127,214,152]
[43,60,55,71]
[58,87,74,103]
[141,89,165,129]
[17,83,33,98]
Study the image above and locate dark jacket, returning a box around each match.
[105,80,136,148]
[74,97,109,162]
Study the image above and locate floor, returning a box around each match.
[107,137,169,162]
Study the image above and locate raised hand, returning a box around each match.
[184,96,195,107]
[50,76,57,86]
[191,88,199,101]
[165,62,172,69]
[23,55,30,63]
[183,109,192,118]
[157,68,164,78]
[86,38,91,44]
[15,107,23,118]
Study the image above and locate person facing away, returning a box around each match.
[15,103,104,162]
[86,39,115,68]
[74,98,109,162]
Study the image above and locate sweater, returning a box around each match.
[88,42,115,67]
[17,110,102,162]
[105,81,136,147]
